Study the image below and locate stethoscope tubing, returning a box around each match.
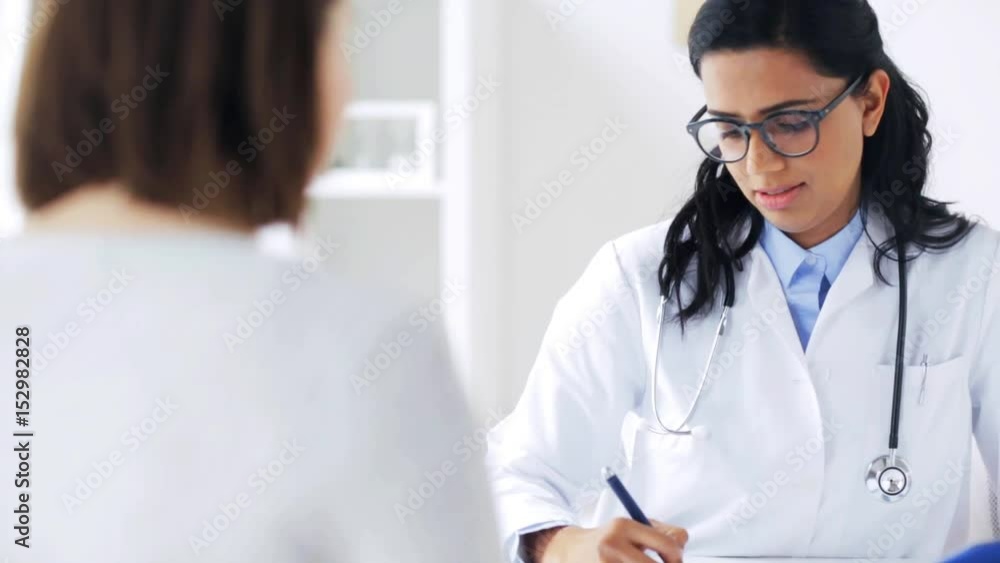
[647,236,911,496]
[649,298,729,435]
[889,237,908,451]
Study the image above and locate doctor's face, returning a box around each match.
[699,48,884,248]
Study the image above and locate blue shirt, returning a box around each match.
[760,211,864,349]
[944,542,1000,563]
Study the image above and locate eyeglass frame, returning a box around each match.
[685,74,867,163]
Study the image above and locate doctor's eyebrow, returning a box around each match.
[707,97,821,119]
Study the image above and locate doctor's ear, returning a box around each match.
[859,70,891,138]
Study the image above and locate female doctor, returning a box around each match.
[486,1,1000,562]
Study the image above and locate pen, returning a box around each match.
[602,467,651,526]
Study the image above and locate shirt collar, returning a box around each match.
[760,210,864,288]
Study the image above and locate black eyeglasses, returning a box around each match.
[686,75,866,164]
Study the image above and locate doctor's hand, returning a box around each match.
[522,518,688,563]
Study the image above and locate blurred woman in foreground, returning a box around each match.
[2,1,499,561]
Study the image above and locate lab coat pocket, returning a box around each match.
[874,355,971,437]
[873,355,973,508]
[625,418,731,523]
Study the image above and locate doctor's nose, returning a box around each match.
[744,131,786,176]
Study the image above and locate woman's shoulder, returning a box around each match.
[602,219,672,280]
[919,218,1000,270]
[965,219,1000,254]
[0,231,431,383]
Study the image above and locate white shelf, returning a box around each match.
[307,172,442,200]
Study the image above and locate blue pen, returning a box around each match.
[602,467,651,526]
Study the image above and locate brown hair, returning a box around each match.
[16,0,337,227]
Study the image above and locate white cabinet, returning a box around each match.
[304,0,445,297]
[299,0,490,401]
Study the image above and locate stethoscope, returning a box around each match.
[647,237,912,503]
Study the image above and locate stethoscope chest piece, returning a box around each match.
[866,453,911,502]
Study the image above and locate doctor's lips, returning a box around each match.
[754,182,806,211]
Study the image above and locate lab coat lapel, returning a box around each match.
[746,245,807,369]
[814,213,891,327]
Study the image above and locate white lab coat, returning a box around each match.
[487,212,1000,562]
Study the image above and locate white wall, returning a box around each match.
[485,0,705,409]
[497,0,701,407]
[304,198,441,298]
[304,0,442,304]
[869,0,1000,225]
[481,0,1000,409]
[350,0,439,101]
